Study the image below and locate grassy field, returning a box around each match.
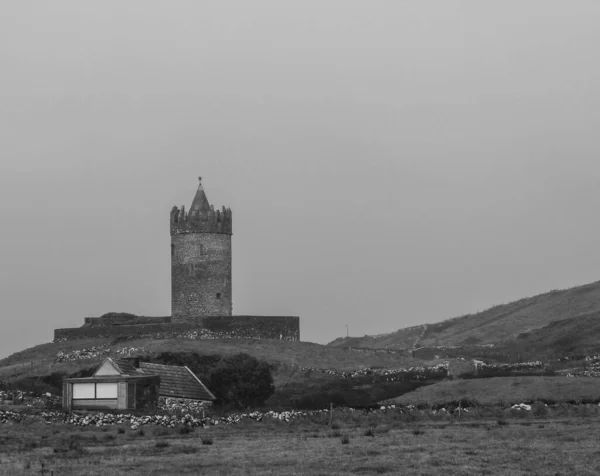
[1,412,600,475]
[383,376,600,407]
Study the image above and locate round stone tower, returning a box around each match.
[170,177,232,321]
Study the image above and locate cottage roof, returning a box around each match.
[93,357,215,401]
[138,362,216,401]
[112,358,140,375]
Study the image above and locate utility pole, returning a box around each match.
[345,324,349,337]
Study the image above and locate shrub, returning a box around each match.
[201,437,213,445]
[341,435,350,445]
[412,428,424,436]
[179,426,194,435]
[209,353,274,408]
[117,428,125,434]
[497,419,508,426]
[155,441,170,449]
[532,402,548,417]
[364,428,375,437]
[173,445,199,454]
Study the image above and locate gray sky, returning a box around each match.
[2,1,600,358]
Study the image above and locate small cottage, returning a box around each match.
[63,357,215,411]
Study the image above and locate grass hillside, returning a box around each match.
[0,336,425,383]
[330,280,600,350]
[382,376,600,407]
[510,311,600,357]
[0,337,440,409]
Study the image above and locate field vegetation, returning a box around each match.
[1,410,600,475]
[383,376,600,407]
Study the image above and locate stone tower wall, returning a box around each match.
[171,232,232,320]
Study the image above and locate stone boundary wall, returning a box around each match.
[84,316,171,327]
[54,316,300,342]
[55,323,199,340]
[203,316,299,341]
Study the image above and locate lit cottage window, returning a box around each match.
[72,382,118,399]
[96,383,118,399]
[72,383,95,399]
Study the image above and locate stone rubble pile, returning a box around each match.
[0,390,61,407]
[347,348,401,355]
[579,356,600,377]
[158,397,207,414]
[295,363,449,381]
[0,410,23,423]
[477,361,543,372]
[555,355,600,378]
[55,346,111,362]
[113,347,148,356]
[55,346,148,363]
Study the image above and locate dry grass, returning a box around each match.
[343,280,600,349]
[383,376,600,407]
[1,413,600,475]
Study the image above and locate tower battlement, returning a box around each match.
[170,177,232,235]
[170,205,232,235]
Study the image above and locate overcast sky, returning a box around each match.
[1,1,600,358]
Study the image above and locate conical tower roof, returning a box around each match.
[190,176,211,212]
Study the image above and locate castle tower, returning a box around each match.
[170,177,232,321]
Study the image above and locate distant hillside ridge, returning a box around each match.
[328,280,600,350]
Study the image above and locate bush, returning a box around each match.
[209,353,274,408]
[155,441,170,448]
[201,437,213,445]
[179,426,194,435]
[363,428,375,437]
[532,402,548,417]
[341,435,350,445]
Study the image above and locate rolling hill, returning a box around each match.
[381,376,600,407]
[329,280,600,351]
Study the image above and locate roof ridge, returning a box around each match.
[184,366,216,401]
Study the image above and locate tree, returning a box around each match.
[209,353,274,408]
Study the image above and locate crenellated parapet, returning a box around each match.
[170,204,232,235]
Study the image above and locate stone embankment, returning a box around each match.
[2,405,409,429]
